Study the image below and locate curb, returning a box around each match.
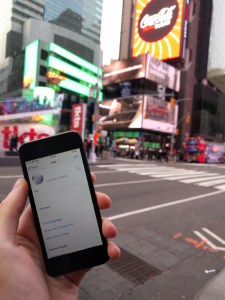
[194,269,225,300]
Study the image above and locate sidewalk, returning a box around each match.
[194,268,225,300]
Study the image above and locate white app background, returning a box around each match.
[26,149,102,258]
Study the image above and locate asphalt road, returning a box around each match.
[1,159,225,299]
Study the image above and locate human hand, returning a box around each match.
[0,176,120,300]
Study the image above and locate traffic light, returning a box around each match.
[86,102,94,134]
[170,98,176,109]
[186,114,191,124]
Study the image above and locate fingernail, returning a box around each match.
[12,179,22,190]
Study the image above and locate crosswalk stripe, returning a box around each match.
[128,168,178,174]
[198,177,225,187]
[151,171,203,178]
[214,184,225,190]
[166,173,218,180]
[180,175,225,183]
[115,167,163,172]
[98,164,154,168]
[97,164,225,190]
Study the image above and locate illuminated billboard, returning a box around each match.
[103,54,180,92]
[142,95,178,134]
[23,40,39,89]
[132,0,188,60]
[23,40,103,100]
[0,94,61,151]
[98,95,178,134]
[47,43,103,99]
[102,55,146,86]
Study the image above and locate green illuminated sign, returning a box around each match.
[48,56,101,87]
[49,43,102,76]
[59,78,90,96]
[113,131,140,138]
[23,40,39,90]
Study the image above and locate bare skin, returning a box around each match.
[0,176,120,300]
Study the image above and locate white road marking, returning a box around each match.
[166,173,217,180]
[150,171,205,178]
[98,163,152,168]
[0,175,22,179]
[193,231,223,250]
[108,190,224,221]
[119,167,169,172]
[194,230,225,252]
[202,228,225,245]
[180,175,224,183]
[97,164,225,191]
[91,170,119,174]
[198,177,225,187]
[214,184,225,191]
[95,178,161,188]
[129,169,177,174]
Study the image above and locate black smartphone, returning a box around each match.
[19,131,109,276]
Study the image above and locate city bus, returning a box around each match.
[183,137,225,163]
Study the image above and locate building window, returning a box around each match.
[38,81,46,86]
[40,65,47,76]
[41,49,48,60]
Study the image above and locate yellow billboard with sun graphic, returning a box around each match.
[132,0,188,60]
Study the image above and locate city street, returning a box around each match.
[1,158,225,299]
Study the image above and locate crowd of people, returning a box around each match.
[110,143,185,162]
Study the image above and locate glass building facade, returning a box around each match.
[207,0,225,94]
[44,0,102,43]
[0,0,103,96]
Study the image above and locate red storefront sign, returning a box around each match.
[71,103,87,139]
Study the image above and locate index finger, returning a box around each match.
[0,178,28,242]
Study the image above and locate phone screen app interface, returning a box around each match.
[26,149,103,259]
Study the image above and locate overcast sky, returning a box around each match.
[100,0,123,65]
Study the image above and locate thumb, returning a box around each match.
[0,178,28,242]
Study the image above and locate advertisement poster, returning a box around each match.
[142,95,178,134]
[98,95,178,134]
[99,96,143,130]
[0,91,62,152]
[71,103,87,140]
[102,55,146,86]
[103,54,180,93]
[132,0,188,60]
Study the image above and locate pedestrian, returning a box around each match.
[9,133,18,151]
[0,177,120,299]
[86,137,92,158]
[111,141,118,158]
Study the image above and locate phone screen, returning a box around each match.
[25,148,103,259]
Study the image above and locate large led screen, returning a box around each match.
[132,0,187,60]
[0,93,62,152]
[99,94,178,134]
[99,96,143,130]
[142,95,178,133]
[23,40,39,90]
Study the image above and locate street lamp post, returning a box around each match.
[89,84,101,163]
[170,98,191,160]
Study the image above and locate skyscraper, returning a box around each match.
[114,0,225,146]
[44,0,102,44]
[0,0,103,97]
